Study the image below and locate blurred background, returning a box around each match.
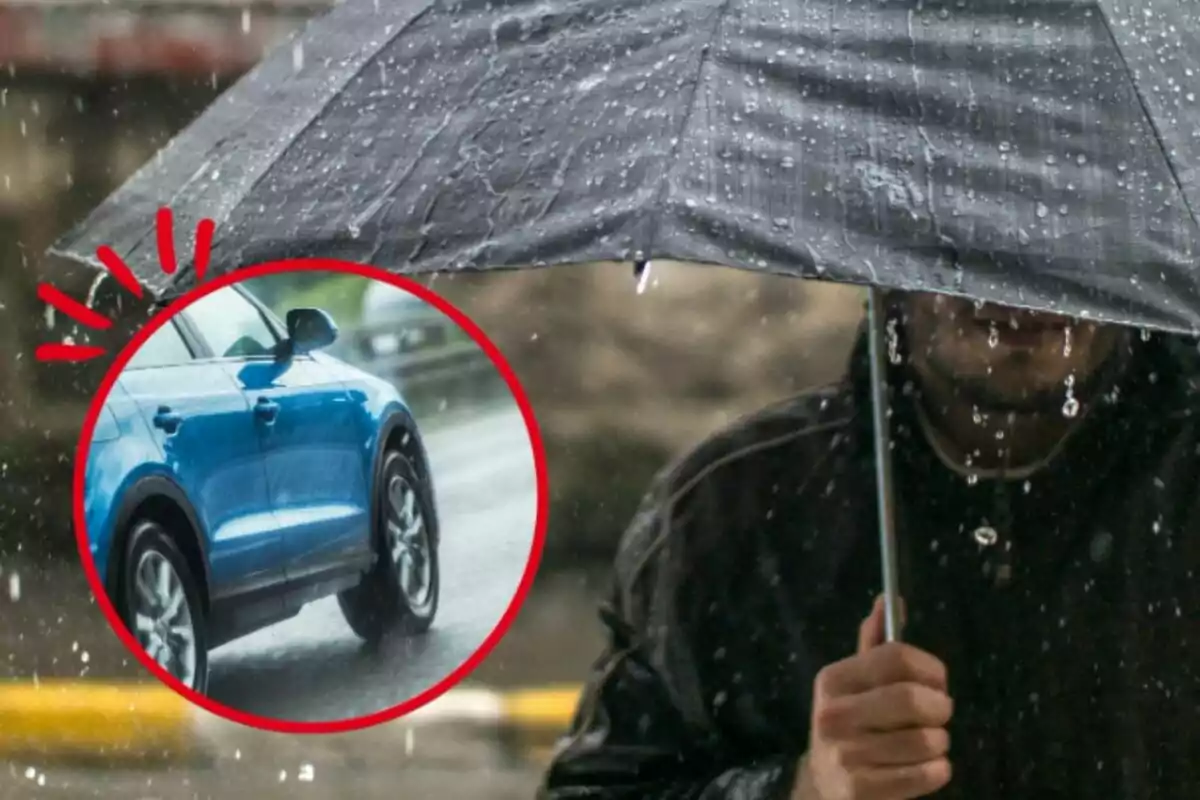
[0,0,865,795]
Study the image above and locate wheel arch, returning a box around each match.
[372,408,439,550]
[107,475,212,613]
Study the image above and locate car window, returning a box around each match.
[185,288,279,359]
[125,320,194,369]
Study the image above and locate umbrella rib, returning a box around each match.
[639,0,736,260]
[158,0,440,291]
[1095,9,1200,233]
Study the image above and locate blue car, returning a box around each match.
[83,283,440,694]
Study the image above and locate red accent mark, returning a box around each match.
[193,217,215,283]
[95,246,145,299]
[37,283,113,330]
[35,343,108,363]
[156,207,177,275]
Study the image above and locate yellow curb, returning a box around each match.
[498,685,581,731]
[0,682,196,763]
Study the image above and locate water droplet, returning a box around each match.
[1062,326,1073,357]
[966,473,980,486]
[8,573,19,601]
[1062,396,1080,418]
[635,261,653,294]
[1022,480,1032,494]
[987,323,999,348]
[886,319,903,365]
[1036,202,1049,219]
[973,526,999,546]
[299,764,315,782]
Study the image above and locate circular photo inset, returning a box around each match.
[74,261,546,732]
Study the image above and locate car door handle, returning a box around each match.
[255,397,280,423]
[153,406,183,434]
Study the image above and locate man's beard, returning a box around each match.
[921,350,1122,416]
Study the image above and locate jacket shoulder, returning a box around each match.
[612,382,860,591]
[663,382,858,502]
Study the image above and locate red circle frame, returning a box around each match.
[71,259,549,734]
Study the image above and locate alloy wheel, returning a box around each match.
[386,474,433,610]
[131,550,198,689]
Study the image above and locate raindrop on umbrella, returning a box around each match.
[1062,373,1080,418]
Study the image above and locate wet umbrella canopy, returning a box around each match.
[49,0,1200,334]
[47,0,1200,641]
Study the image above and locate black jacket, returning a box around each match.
[540,333,1200,799]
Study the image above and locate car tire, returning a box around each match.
[339,449,440,643]
[117,520,209,695]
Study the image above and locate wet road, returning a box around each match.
[7,755,544,800]
[206,406,539,722]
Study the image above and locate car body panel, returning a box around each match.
[116,356,283,604]
[82,283,435,653]
[225,355,372,588]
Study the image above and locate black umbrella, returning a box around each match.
[48,0,1200,642]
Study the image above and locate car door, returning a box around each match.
[117,316,285,623]
[179,286,372,599]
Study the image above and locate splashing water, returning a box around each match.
[1062,373,1080,418]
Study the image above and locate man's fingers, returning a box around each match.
[851,759,953,800]
[818,642,947,698]
[817,682,953,737]
[838,727,950,767]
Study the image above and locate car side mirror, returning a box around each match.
[284,307,339,356]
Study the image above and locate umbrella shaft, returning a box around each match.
[866,288,903,642]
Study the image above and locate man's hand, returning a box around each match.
[792,597,953,800]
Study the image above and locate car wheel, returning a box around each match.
[339,450,440,642]
[118,520,209,694]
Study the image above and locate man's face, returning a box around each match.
[898,292,1125,412]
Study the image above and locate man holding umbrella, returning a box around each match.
[540,292,1200,799]
[38,0,1200,795]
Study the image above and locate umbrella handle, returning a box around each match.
[866,287,904,643]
